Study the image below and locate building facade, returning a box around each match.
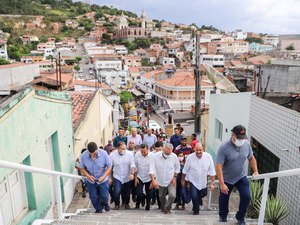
[0,88,75,225]
[248,96,300,225]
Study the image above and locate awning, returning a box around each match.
[131,88,144,97]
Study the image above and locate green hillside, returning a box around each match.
[0,0,137,21]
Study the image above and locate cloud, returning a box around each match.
[91,0,300,34]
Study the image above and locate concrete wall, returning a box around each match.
[207,92,252,159]
[0,88,75,224]
[248,96,300,225]
[0,63,40,90]
[259,64,300,93]
[73,90,114,158]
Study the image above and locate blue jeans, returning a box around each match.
[219,176,251,220]
[113,178,131,205]
[136,179,151,207]
[87,181,109,211]
[190,183,207,213]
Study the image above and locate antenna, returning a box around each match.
[202,63,239,93]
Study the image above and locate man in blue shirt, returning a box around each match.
[170,127,183,151]
[216,125,259,225]
[79,142,112,213]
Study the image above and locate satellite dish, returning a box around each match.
[202,63,239,93]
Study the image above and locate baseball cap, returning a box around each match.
[231,125,247,139]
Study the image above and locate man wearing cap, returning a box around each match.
[216,125,259,225]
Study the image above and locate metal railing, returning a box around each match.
[0,160,82,220]
[207,167,300,225]
[1,159,300,224]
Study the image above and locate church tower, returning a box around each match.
[141,9,146,28]
[117,11,128,29]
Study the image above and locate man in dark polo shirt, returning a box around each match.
[216,125,259,225]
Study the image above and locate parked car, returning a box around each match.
[148,120,161,130]
[129,120,141,129]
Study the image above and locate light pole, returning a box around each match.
[145,93,152,128]
[194,31,201,141]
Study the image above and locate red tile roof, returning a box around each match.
[71,91,95,130]
[157,71,213,87]
[129,67,141,74]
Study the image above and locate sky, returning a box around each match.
[88,0,300,35]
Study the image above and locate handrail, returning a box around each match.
[248,167,300,180]
[0,160,83,220]
[0,160,82,179]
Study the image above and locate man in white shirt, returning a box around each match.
[150,143,180,214]
[127,128,142,148]
[181,142,216,215]
[143,128,157,149]
[134,144,154,210]
[109,141,136,210]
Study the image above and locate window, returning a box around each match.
[215,119,223,140]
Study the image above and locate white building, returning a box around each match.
[217,40,249,55]
[262,35,279,47]
[86,46,115,56]
[232,29,247,40]
[159,57,175,66]
[200,55,224,68]
[96,70,129,86]
[114,45,128,55]
[0,63,40,92]
[207,92,300,225]
[95,59,123,70]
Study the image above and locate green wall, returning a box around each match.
[0,88,75,224]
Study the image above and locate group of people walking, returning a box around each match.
[78,124,258,225]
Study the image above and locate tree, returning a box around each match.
[74,65,80,71]
[285,44,295,51]
[0,58,10,65]
[245,37,263,44]
[120,90,134,104]
[132,38,151,49]
[141,58,149,66]
[75,56,82,62]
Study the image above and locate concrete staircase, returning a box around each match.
[37,206,265,225]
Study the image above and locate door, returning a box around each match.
[0,170,27,225]
[8,171,25,217]
[0,177,13,225]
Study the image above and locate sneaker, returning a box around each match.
[82,191,86,198]
[219,217,227,222]
[95,210,102,213]
[163,208,171,214]
[105,205,110,212]
[237,220,246,225]
[145,205,150,211]
[125,204,131,210]
[235,215,246,225]
[141,198,145,207]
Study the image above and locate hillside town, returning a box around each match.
[0,1,299,225]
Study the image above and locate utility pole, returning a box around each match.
[194,32,201,140]
[58,52,62,91]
